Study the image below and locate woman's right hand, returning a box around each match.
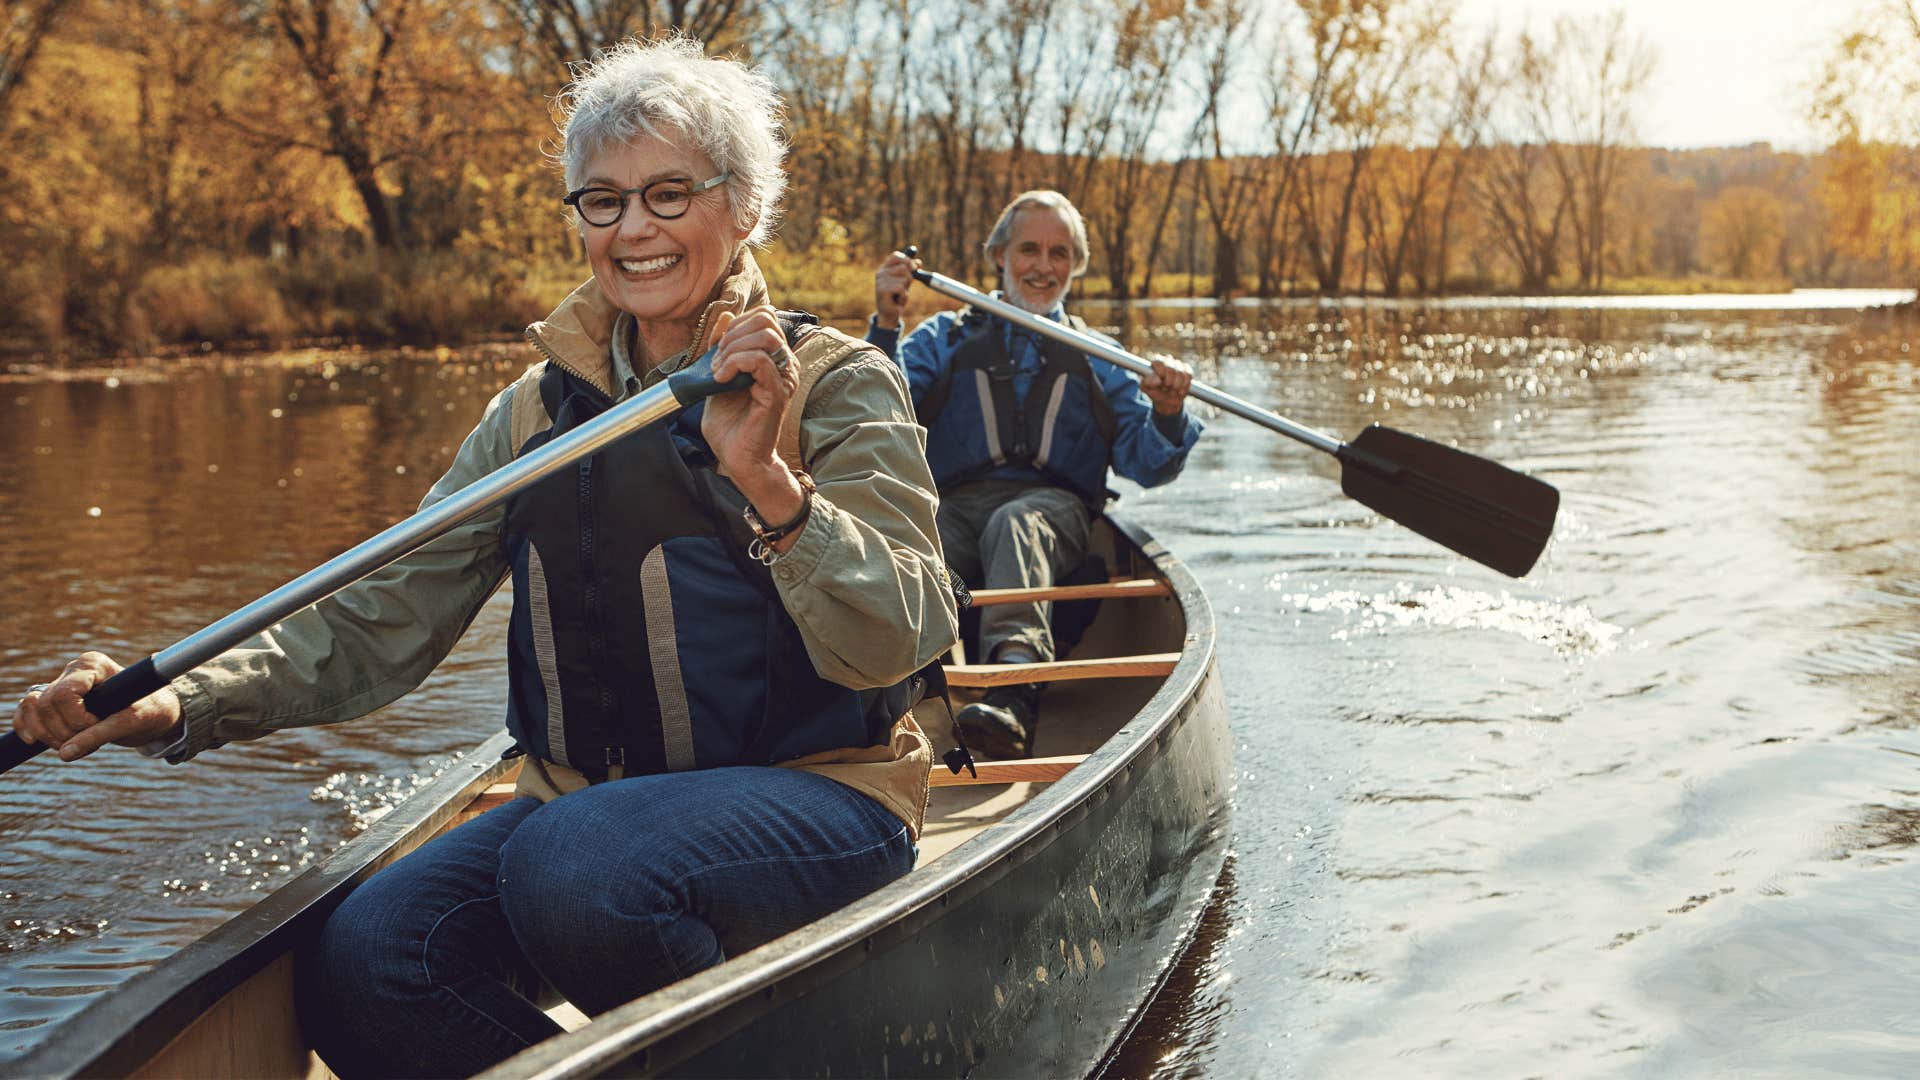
[12,652,181,761]
[873,249,921,330]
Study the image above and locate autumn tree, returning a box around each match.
[919,17,991,277]
[1474,26,1570,291]
[0,0,68,118]
[1041,0,1122,204]
[212,0,528,250]
[1288,0,1409,294]
[1346,0,1469,296]
[1700,185,1785,278]
[754,0,872,250]
[1538,9,1655,289]
[983,0,1055,204]
[1079,0,1194,299]
[1812,0,1920,288]
[1629,167,1700,277]
[498,0,760,72]
[1401,28,1493,293]
[1190,0,1278,298]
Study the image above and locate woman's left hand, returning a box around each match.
[701,305,807,529]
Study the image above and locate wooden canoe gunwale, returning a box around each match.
[12,735,523,1078]
[485,513,1227,1078]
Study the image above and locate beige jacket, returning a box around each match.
[154,251,957,837]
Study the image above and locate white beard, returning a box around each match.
[1003,272,1068,315]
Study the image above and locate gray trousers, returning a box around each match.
[936,480,1092,663]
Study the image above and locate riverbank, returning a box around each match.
[1,246,1899,365]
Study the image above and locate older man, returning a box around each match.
[867,189,1200,758]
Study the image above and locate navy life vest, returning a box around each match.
[915,308,1118,504]
[499,314,914,778]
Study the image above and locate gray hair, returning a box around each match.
[983,190,1091,277]
[556,36,787,247]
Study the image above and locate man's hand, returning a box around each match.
[1142,355,1194,415]
[873,248,922,331]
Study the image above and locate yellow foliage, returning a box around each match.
[1821,139,1920,278]
[1701,186,1786,279]
[757,216,877,318]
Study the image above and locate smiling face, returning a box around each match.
[997,205,1077,314]
[578,131,749,331]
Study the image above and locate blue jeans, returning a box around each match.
[299,766,916,1078]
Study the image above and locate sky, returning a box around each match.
[1454,0,1878,150]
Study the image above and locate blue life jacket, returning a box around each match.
[916,308,1118,504]
[499,317,914,778]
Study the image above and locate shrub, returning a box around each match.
[130,256,295,345]
[758,217,878,319]
[0,258,70,351]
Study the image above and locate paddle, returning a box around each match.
[0,351,752,776]
[907,263,1560,579]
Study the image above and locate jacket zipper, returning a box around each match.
[577,453,617,750]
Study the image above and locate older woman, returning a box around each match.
[11,37,955,1077]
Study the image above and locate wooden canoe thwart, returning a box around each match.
[942,652,1181,687]
[965,578,1172,605]
[18,514,1231,1079]
[927,754,1088,787]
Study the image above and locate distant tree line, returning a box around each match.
[0,0,1911,354]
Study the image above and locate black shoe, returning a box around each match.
[954,683,1039,759]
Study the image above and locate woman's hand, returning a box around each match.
[1142,354,1194,415]
[872,249,921,331]
[12,652,181,761]
[701,306,806,540]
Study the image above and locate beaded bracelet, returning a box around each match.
[743,469,816,564]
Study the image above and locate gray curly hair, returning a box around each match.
[555,36,787,247]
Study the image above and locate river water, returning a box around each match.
[1,290,1915,1075]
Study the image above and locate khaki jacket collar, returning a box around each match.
[523,248,772,397]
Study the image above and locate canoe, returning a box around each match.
[13,513,1232,1079]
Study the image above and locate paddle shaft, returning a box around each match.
[910,269,1343,457]
[0,356,749,774]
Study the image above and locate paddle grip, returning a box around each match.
[83,656,167,721]
[666,345,754,406]
[890,244,918,308]
[0,732,45,773]
[0,658,163,774]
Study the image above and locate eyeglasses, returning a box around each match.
[563,172,730,227]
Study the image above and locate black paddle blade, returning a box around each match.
[1337,424,1559,578]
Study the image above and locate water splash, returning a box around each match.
[159,829,319,898]
[1272,581,1625,660]
[309,753,469,835]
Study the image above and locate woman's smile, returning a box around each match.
[614,253,683,276]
